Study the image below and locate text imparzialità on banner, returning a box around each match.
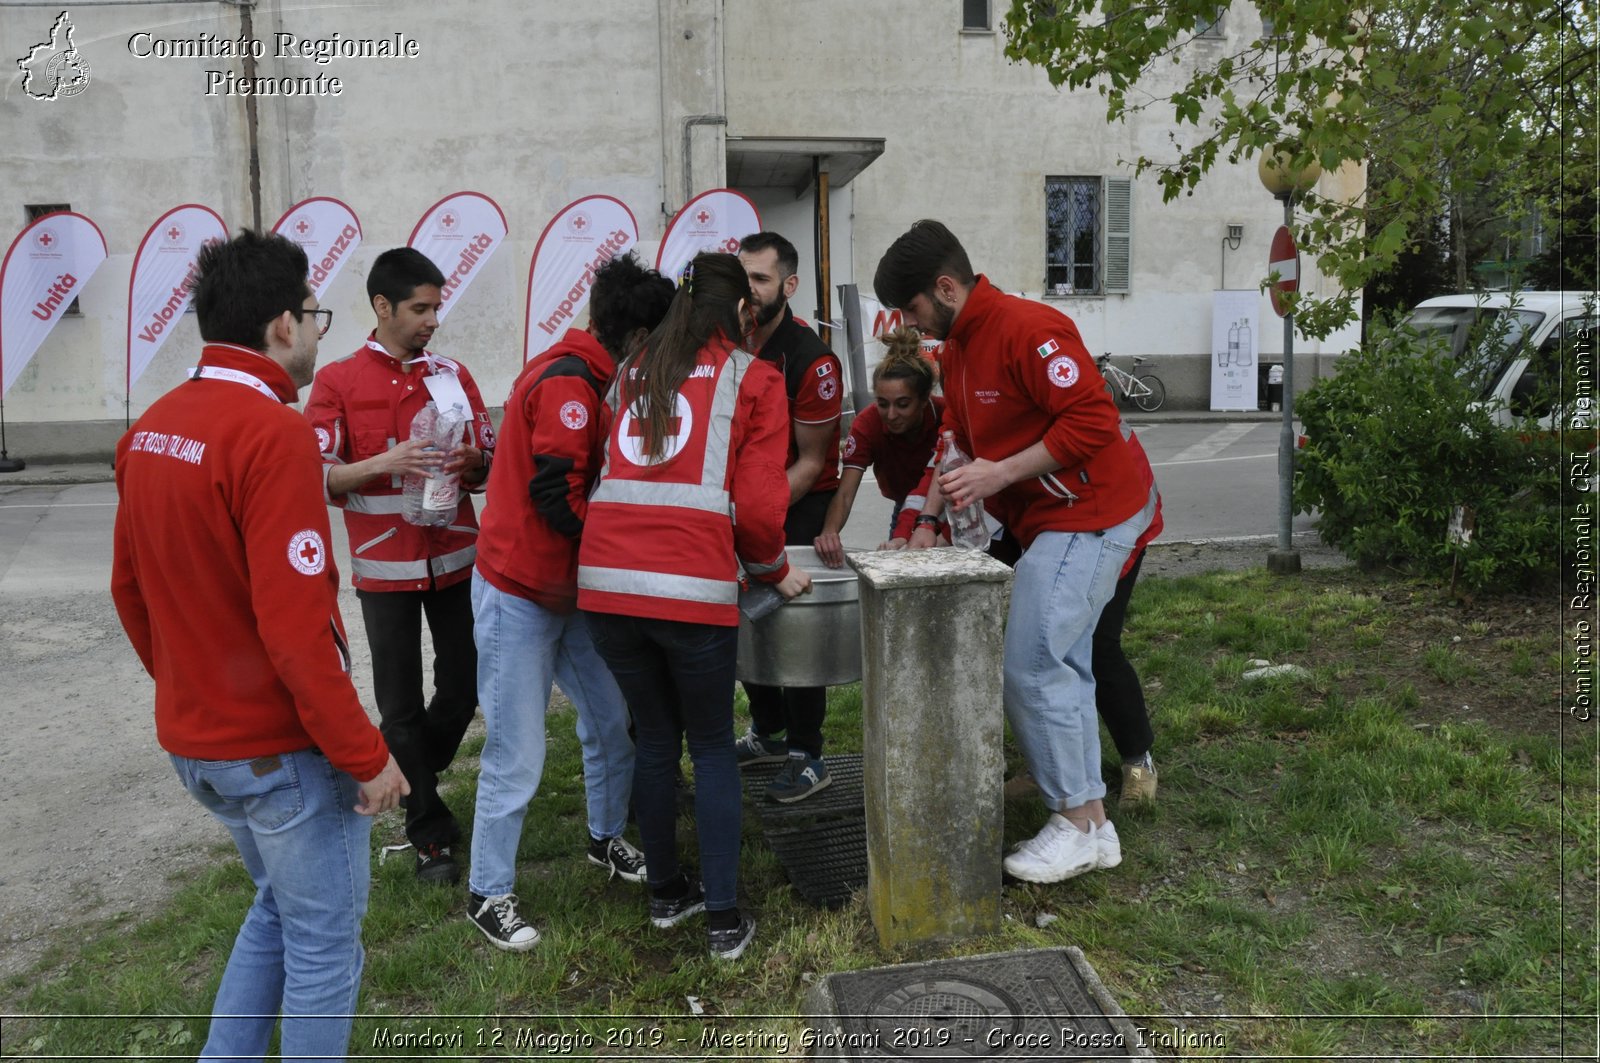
[127,31,422,97]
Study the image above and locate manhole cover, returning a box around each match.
[808,948,1150,1060]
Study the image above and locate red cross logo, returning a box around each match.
[36,232,53,248]
[573,216,588,230]
[618,395,694,465]
[441,213,457,228]
[295,219,311,235]
[695,210,711,225]
[627,413,682,438]
[167,227,181,240]
[287,530,327,575]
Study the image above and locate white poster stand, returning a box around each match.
[1210,290,1260,412]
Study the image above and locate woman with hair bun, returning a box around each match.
[578,252,811,961]
[813,327,944,567]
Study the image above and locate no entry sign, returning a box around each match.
[1269,226,1299,318]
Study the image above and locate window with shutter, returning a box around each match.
[1045,177,1132,295]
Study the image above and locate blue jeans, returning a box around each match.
[470,570,634,898]
[1003,491,1155,810]
[170,748,370,1063]
[586,613,742,912]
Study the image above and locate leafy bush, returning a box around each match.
[1294,318,1564,591]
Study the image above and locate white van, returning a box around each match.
[1402,291,1596,430]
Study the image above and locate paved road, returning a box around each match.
[840,418,1314,550]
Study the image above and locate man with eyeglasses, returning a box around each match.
[305,246,493,886]
[111,229,408,1060]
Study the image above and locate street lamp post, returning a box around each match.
[1258,151,1322,575]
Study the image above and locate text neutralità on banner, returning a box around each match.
[127,30,421,97]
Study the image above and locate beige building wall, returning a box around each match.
[2,0,1360,457]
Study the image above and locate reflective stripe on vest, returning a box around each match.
[343,492,407,515]
[349,544,476,582]
[589,479,730,514]
[744,552,786,576]
[577,564,737,605]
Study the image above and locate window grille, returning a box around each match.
[1045,177,1132,295]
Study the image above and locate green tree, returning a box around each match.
[1004,1,1596,338]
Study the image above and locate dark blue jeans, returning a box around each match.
[586,613,742,912]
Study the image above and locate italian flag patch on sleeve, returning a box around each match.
[1036,338,1060,358]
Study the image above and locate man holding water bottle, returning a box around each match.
[873,221,1155,885]
[305,247,494,885]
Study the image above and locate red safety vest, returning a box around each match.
[577,335,791,626]
[304,338,493,592]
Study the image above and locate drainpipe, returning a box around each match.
[237,0,262,230]
[678,114,726,214]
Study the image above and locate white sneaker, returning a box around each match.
[1002,814,1099,883]
[1094,820,1123,869]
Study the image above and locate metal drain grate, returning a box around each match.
[745,753,868,907]
[763,817,867,908]
[743,752,866,821]
[805,947,1155,1060]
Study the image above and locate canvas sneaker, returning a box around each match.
[1002,814,1100,883]
[735,729,789,767]
[1094,819,1123,870]
[415,842,461,885]
[467,892,540,951]
[707,913,757,960]
[587,835,648,883]
[1120,752,1158,805]
[649,879,706,928]
[765,753,831,803]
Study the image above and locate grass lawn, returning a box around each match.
[5,565,1594,1059]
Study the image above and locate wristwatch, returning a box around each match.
[915,514,940,529]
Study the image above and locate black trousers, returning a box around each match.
[744,489,835,759]
[357,580,478,847]
[1091,551,1155,761]
[992,529,1154,762]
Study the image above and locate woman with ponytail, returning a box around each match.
[578,252,810,961]
[813,327,944,567]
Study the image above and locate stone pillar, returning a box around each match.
[849,548,1013,949]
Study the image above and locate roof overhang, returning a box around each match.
[724,136,886,198]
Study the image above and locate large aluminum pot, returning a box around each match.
[735,546,861,687]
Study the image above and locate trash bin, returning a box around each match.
[1266,364,1284,411]
[1256,362,1271,410]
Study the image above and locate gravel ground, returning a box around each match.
[0,533,1349,992]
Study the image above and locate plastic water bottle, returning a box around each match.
[1225,321,1239,367]
[937,430,991,550]
[402,401,467,526]
[1237,319,1253,366]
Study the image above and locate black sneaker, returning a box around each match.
[467,892,540,951]
[587,835,648,883]
[707,913,757,960]
[735,729,789,767]
[415,842,460,885]
[649,880,706,928]
[765,754,831,804]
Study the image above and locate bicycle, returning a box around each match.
[1095,353,1166,412]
